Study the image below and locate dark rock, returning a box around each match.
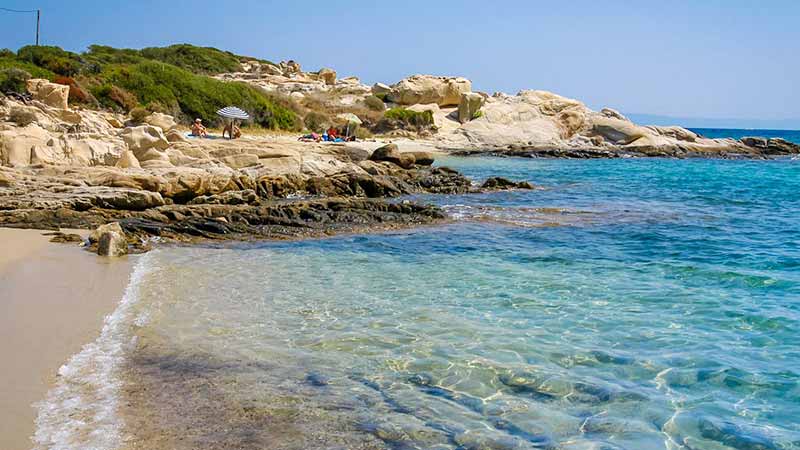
[408,151,435,166]
[44,231,84,244]
[481,177,535,190]
[369,143,415,169]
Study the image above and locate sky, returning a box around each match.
[1,0,798,128]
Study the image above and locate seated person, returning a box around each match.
[223,121,241,139]
[190,118,207,137]
[326,126,339,140]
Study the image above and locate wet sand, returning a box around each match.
[0,228,133,450]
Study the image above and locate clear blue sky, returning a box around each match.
[2,0,798,128]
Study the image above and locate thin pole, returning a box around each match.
[36,9,40,45]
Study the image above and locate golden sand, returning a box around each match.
[0,228,133,450]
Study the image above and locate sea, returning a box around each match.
[34,145,800,448]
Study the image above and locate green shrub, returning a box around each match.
[9,107,37,126]
[17,45,82,76]
[100,62,299,129]
[472,110,483,120]
[90,83,137,111]
[354,126,373,139]
[0,49,14,58]
[303,111,330,132]
[373,92,388,102]
[129,106,149,123]
[364,95,385,111]
[0,68,31,94]
[384,108,434,127]
[0,57,55,80]
[139,44,242,74]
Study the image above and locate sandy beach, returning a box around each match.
[0,228,133,450]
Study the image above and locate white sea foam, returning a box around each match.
[32,252,157,450]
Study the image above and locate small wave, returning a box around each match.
[32,252,156,450]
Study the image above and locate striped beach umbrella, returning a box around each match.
[216,106,251,120]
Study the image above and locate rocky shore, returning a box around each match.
[0,82,531,255]
[2,69,798,258]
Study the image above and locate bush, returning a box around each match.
[54,76,92,104]
[0,49,14,58]
[139,44,242,74]
[472,110,483,120]
[129,106,149,123]
[100,61,299,129]
[91,83,137,111]
[0,68,31,94]
[384,108,434,127]
[354,126,373,139]
[303,111,331,132]
[9,107,37,126]
[17,45,82,77]
[364,95,385,111]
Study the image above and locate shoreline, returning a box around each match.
[0,228,133,450]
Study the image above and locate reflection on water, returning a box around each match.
[37,157,800,449]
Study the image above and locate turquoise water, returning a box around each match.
[38,157,800,449]
[689,128,800,144]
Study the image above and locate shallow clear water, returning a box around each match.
[38,157,800,450]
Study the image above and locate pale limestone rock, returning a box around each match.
[588,116,652,145]
[219,153,260,169]
[165,129,188,143]
[387,75,472,107]
[318,68,337,86]
[115,150,141,169]
[600,107,629,121]
[458,92,485,124]
[0,124,51,166]
[26,79,69,110]
[143,112,177,131]
[121,125,170,164]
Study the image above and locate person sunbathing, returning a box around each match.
[191,118,207,137]
[223,122,242,139]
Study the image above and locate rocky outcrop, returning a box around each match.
[481,177,535,190]
[369,143,415,169]
[115,150,141,169]
[318,68,336,86]
[143,112,177,131]
[26,79,69,110]
[387,75,472,107]
[458,92,485,124]
[740,137,800,155]
[121,125,171,166]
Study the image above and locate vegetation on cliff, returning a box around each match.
[0,44,298,130]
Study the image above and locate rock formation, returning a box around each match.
[386,75,472,107]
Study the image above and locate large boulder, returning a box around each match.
[458,92,485,123]
[318,68,337,86]
[0,124,51,166]
[588,116,652,145]
[371,83,391,96]
[369,143,415,169]
[387,75,472,107]
[121,125,170,162]
[143,112,177,131]
[26,79,69,110]
[90,222,128,257]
